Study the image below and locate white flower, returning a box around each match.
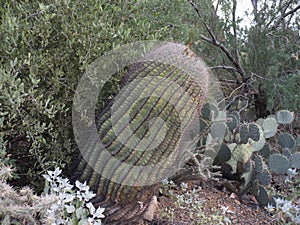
[52,185,60,193]
[86,202,105,219]
[43,174,52,182]
[65,204,76,213]
[281,200,293,213]
[75,180,89,192]
[76,190,83,201]
[47,168,62,180]
[57,177,73,190]
[274,197,285,206]
[42,167,105,224]
[266,203,275,212]
[86,202,95,215]
[82,191,96,202]
[61,193,75,203]
[94,207,105,219]
[75,207,85,219]
[221,205,229,214]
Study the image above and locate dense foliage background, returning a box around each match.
[0,0,208,191]
[0,0,299,198]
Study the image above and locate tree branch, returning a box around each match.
[200,34,247,82]
[189,0,248,82]
[232,0,239,61]
[283,4,300,18]
[210,65,239,73]
[250,72,270,81]
[267,3,300,30]
[218,78,240,84]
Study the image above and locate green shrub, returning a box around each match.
[265,72,300,112]
[0,0,207,191]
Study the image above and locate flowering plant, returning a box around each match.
[43,168,105,225]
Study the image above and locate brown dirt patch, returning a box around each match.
[151,179,279,225]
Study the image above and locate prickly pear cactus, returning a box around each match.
[249,124,265,152]
[278,133,295,150]
[217,109,299,208]
[259,144,270,158]
[256,169,271,186]
[232,143,254,164]
[226,111,239,132]
[255,185,269,206]
[213,143,231,164]
[290,152,300,169]
[276,110,294,124]
[262,117,278,138]
[268,153,290,174]
[239,124,249,144]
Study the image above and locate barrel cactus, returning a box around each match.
[71,42,218,224]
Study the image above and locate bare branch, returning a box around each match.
[210,65,239,73]
[283,4,300,18]
[238,99,249,113]
[266,2,300,30]
[189,1,248,82]
[232,0,239,61]
[250,72,270,81]
[200,34,247,81]
[251,0,258,16]
[189,1,218,42]
[218,78,240,84]
[218,83,246,106]
[211,0,220,31]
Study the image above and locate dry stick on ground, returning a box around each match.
[189,0,248,84]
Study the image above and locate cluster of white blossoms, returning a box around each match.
[267,168,300,224]
[43,168,105,225]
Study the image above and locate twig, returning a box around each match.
[251,72,270,81]
[218,82,245,105]
[267,3,300,30]
[282,5,300,18]
[218,78,239,84]
[238,99,249,113]
[225,94,247,110]
[211,0,220,31]
[232,0,239,61]
[210,65,239,73]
